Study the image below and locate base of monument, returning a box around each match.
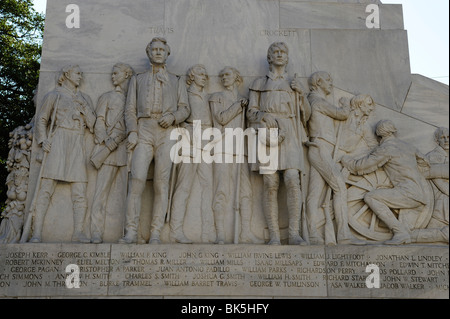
[0,243,448,299]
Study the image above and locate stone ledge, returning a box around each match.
[0,244,447,299]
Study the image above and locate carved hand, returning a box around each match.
[417,154,430,168]
[158,114,175,129]
[340,155,354,172]
[291,79,305,96]
[74,98,87,113]
[240,98,249,108]
[105,137,118,151]
[262,114,278,129]
[127,132,138,150]
[42,139,52,153]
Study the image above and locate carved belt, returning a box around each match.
[267,113,295,119]
[181,122,212,129]
[144,113,163,119]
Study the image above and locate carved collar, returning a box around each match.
[188,86,207,100]
[114,86,124,94]
[151,65,169,84]
[267,71,288,81]
[58,84,78,97]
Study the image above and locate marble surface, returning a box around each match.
[402,74,450,129]
[19,0,450,261]
[310,29,412,110]
[0,244,447,298]
[280,3,403,30]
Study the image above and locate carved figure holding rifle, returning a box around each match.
[209,66,263,244]
[247,42,310,245]
[26,65,96,243]
[306,71,366,246]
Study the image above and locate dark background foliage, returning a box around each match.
[0,0,44,209]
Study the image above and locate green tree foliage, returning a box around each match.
[0,0,44,207]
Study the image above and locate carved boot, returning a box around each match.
[30,210,45,243]
[119,229,138,244]
[72,207,90,243]
[240,216,264,244]
[119,185,143,244]
[170,215,193,244]
[201,206,216,244]
[264,187,281,245]
[378,211,411,245]
[149,231,161,245]
[411,226,449,244]
[120,178,146,244]
[239,199,264,244]
[286,182,307,246]
[91,232,103,244]
[215,225,225,245]
[30,186,52,243]
[212,198,225,244]
[334,190,365,246]
[386,231,411,245]
[213,207,225,244]
[170,229,193,244]
[365,196,411,245]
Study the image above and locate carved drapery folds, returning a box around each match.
[2,40,448,246]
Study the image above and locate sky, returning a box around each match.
[31,0,449,85]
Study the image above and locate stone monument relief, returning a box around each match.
[0,0,448,299]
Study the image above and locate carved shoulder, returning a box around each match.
[249,76,267,92]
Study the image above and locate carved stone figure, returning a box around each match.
[90,63,134,244]
[169,64,215,244]
[247,42,310,245]
[306,71,366,246]
[28,65,96,243]
[120,37,190,244]
[339,94,379,156]
[0,123,33,243]
[341,120,433,245]
[412,127,449,243]
[209,66,264,244]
